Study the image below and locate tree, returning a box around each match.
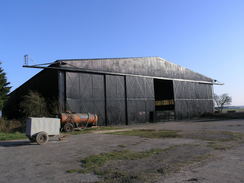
[214,93,232,112]
[0,63,11,110]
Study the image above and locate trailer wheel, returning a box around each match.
[63,123,74,132]
[36,132,49,145]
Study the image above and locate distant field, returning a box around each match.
[222,107,244,113]
[216,106,244,113]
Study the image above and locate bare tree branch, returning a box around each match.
[214,93,232,112]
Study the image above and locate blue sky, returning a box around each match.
[0,0,243,105]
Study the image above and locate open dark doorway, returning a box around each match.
[154,79,175,121]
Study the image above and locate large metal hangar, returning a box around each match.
[5,57,215,125]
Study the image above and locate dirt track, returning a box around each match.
[0,119,244,183]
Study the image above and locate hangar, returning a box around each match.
[5,57,215,125]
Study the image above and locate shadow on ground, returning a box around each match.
[0,140,36,147]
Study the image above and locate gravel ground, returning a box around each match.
[0,119,244,183]
[162,144,244,183]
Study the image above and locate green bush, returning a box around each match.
[0,118,23,132]
[46,98,60,116]
[19,91,48,118]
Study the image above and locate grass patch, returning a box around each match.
[106,129,180,138]
[0,132,26,141]
[66,148,164,174]
[66,169,80,173]
[207,142,233,150]
[80,149,163,172]
[65,126,122,135]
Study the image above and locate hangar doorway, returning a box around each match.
[154,79,175,121]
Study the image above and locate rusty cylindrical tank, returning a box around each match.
[60,113,98,126]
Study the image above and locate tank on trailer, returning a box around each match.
[59,113,98,132]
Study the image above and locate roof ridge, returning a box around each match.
[55,56,160,62]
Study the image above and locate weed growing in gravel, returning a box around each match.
[182,130,244,142]
[66,148,164,174]
[220,131,244,141]
[106,129,180,138]
[66,169,79,173]
[66,144,213,183]
[94,169,147,183]
[80,149,163,172]
[207,141,234,150]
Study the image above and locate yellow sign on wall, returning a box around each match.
[155,100,174,106]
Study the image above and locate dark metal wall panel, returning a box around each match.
[58,71,66,112]
[174,81,213,99]
[66,72,80,99]
[175,100,214,119]
[105,75,126,125]
[126,76,155,123]
[127,100,146,122]
[65,72,105,125]
[173,80,214,119]
[126,76,154,98]
[61,57,213,82]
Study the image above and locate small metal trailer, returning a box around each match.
[26,117,60,145]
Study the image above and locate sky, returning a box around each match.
[0,0,243,105]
